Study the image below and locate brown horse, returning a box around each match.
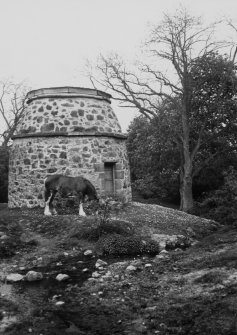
[44,174,98,216]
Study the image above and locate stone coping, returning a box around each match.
[12,131,127,140]
[26,87,112,104]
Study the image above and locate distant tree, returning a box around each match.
[0,80,28,147]
[127,112,237,204]
[190,52,237,179]
[127,115,180,202]
[89,8,235,212]
[127,52,237,204]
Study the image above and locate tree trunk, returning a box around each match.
[179,166,193,212]
[179,92,194,212]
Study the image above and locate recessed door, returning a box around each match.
[104,162,115,195]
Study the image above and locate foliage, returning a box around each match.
[195,167,237,225]
[126,52,237,207]
[69,197,132,242]
[90,7,237,211]
[127,115,180,202]
[72,218,134,242]
[99,233,160,256]
[190,52,237,177]
[69,197,161,256]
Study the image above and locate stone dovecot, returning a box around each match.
[8,87,132,208]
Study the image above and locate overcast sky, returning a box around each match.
[0,0,237,133]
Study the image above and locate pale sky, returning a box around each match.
[0,0,237,133]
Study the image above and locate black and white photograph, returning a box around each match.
[1,0,237,334]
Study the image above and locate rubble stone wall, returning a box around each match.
[17,96,122,135]
[8,135,131,208]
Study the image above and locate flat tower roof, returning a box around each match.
[26,86,112,103]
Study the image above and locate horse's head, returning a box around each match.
[84,179,99,202]
[86,187,99,202]
[88,192,99,202]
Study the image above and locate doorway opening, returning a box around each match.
[104,162,115,196]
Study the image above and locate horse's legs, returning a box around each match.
[49,190,58,215]
[44,188,53,216]
[78,193,86,216]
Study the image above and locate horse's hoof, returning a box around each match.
[44,211,52,216]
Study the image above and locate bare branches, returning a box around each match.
[87,54,160,118]
[88,7,224,130]
[0,80,28,146]
[226,19,237,63]
[87,7,237,211]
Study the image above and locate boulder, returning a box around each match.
[55,301,65,306]
[145,263,152,268]
[6,273,24,282]
[126,265,137,272]
[0,234,8,240]
[151,233,192,250]
[84,249,93,256]
[92,271,100,278]
[56,274,69,282]
[25,271,43,282]
[95,259,108,268]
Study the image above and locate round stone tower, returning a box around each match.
[8,87,132,208]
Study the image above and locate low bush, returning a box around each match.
[98,233,160,256]
[195,167,237,225]
[142,238,161,255]
[72,219,134,242]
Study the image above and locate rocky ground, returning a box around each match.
[0,202,237,334]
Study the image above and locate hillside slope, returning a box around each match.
[0,202,236,334]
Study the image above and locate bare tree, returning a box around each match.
[88,8,230,212]
[226,19,237,63]
[0,80,28,147]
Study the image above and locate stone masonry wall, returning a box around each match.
[17,96,122,136]
[8,136,132,208]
